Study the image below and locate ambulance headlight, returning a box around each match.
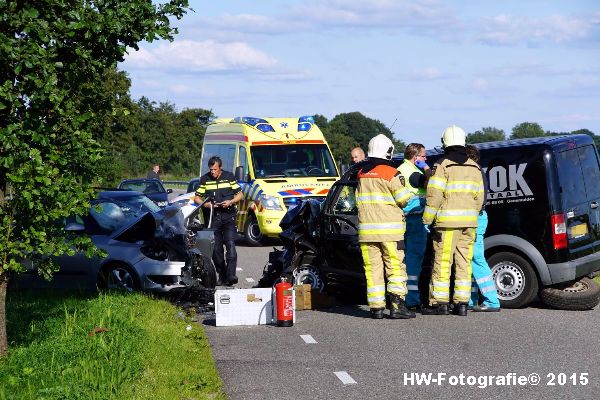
[260,194,283,210]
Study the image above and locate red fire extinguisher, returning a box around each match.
[275,277,294,327]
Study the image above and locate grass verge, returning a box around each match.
[0,290,225,400]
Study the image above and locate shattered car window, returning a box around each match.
[333,185,357,215]
[90,202,134,233]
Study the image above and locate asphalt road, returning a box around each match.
[201,244,600,400]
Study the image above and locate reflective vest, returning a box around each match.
[356,164,413,242]
[398,160,426,197]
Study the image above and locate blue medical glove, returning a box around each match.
[415,159,428,169]
[423,224,430,233]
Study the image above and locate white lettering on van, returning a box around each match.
[483,163,533,201]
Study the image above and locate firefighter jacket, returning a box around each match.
[356,160,414,242]
[422,147,484,228]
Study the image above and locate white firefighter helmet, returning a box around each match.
[368,134,394,160]
[441,125,466,147]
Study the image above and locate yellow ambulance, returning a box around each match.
[200,116,339,246]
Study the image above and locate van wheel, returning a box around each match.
[488,252,538,308]
[540,277,600,311]
[244,215,263,246]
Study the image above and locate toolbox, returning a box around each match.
[214,288,274,327]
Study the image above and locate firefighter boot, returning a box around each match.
[421,303,450,315]
[370,308,384,319]
[453,302,468,316]
[389,294,416,319]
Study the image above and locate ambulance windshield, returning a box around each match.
[250,144,337,178]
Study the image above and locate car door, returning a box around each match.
[319,180,365,290]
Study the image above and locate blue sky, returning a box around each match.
[121,0,600,149]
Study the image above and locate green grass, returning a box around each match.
[0,290,225,400]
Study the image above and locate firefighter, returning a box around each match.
[422,126,484,316]
[357,134,415,319]
[397,143,432,309]
[465,145,501,312]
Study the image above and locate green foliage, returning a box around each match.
[0,0,190,279]
[510,122,545,139]
[466,126,506,144]
[100,97,214,184]
[0,290,225,399]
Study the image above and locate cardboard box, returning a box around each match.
[214,288,274,327]
[293,284,338,310]
[294,284,312,310]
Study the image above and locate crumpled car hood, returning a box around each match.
[113,206,187,243]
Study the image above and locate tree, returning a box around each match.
[0,0,189,356]
[466,127,506,144]
[323,112,405,165]
[510,122,545,139]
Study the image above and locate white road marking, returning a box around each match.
[245,277,255,283]
[300,334,317,344]
[236,267,243,271]
[334,371,357,385]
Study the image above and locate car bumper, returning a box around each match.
[134,259,187,292]
[547,251,600,284]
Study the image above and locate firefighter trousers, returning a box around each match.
[469,211,500,308]
[404,214,427,307]
[429,227,475,305]
[360,242,407,309]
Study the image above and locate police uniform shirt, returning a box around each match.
[196,170,241,214]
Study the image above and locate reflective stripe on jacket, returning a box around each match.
[422,157,484,228]
[357,164,413,242]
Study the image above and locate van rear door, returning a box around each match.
[555,143,600,256]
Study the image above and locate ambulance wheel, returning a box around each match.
[489,252,538,308]
[244,215,263,246]
[540,277,600,311]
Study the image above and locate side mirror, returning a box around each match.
[235,165,246,182]
[341,164,349,175]
[167,188,173,194]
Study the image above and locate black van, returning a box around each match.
[309,134,600,309]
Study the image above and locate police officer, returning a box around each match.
[422,126,484,316]
[465,145,501,312]
[357,134,415,319]
[397,143,432,309]
[194,156,243,286]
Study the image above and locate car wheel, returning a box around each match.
[488,252,538,308]
[101,264,139,292]
[293,264,325,292]
[244,214,263,247]
[540,277,600,311]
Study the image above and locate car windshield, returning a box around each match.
[90,195,160,233]
[120,180,165,194]
[250,144,337,178]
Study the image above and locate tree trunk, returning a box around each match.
[0,272,7,357]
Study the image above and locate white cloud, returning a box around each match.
[471,78,489,91]
[124,39,279,73]
[409,67,446,80]
[478,14,592,46]
[189,0,462,39]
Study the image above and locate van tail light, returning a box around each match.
[551,213,567,250]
